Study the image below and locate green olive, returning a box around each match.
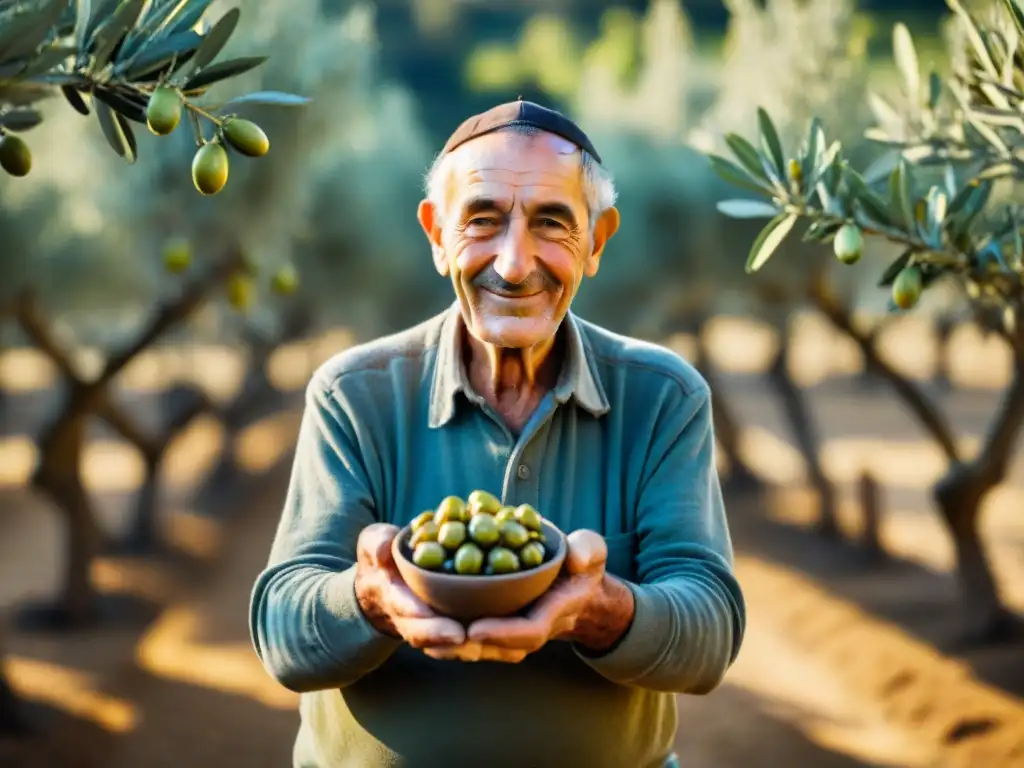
[435,495,468,524]
[438,520,467,550]
[467,489,502,516]
[410,511,434,531]
[410,520,439,547]
[495,506,517,525]
[467,513,500,547]
[832,223,864,265]
[514,504,543,532]
[519,541,546,569]
[487,546,520,574]
[454,542,485,575]
[412,541,446,570]
[528,530,546,543]
[499,520,530,549]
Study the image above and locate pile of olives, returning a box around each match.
[407,490,551,575]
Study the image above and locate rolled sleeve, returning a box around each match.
[249,374,400,693]
[577,383,746,694]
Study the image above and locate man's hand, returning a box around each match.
[354,523,466,650]
[424,530,635,663]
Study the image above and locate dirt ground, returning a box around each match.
[2,317,1024,767]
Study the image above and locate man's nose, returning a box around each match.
[492,217,536,284]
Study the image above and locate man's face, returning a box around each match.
[418,131,619,349]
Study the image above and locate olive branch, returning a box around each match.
[705,0,1024,343]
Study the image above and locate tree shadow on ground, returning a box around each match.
[4,666,886,768]
[725,486,1024,702]
[0,698,114,768]
[675,683,894,768]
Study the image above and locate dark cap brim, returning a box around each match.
[440,99,602,164]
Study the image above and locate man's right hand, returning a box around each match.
[354,523,466,649]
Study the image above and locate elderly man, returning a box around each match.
[250,100,746,767]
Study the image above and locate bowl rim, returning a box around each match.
[391,518,567,583]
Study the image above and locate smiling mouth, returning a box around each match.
[482,287,542,299]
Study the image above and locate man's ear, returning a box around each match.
[583,206,620,278]
[417,199,448,276]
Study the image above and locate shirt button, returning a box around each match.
[517,464,530,480]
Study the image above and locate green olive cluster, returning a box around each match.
[407,490,550,576]
[146,86,270,196]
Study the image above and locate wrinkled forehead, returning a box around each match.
[445,131,586,213]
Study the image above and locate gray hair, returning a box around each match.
[423,124,617,229]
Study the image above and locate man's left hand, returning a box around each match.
[424,529,635,663]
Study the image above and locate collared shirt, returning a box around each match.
[250,303,746,768]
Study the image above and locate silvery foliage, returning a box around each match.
[32,1,432,342]
[0,0,294,316]
[564,0,871,324]
[710,0,1024,339]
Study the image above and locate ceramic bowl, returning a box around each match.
[392,518,567,621]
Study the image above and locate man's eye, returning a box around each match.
[468,217,497,228]
[538,218,565,229]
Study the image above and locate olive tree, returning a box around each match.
[0,0,313,628]
[0,0,305,734]
[0,0,305,184]
[2,0,433,636]
[691,0,878,533]
[706,0,1024,641]
[570,0,875,513]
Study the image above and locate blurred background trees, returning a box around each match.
[2,0,1023,756]
[706,0,1024,642]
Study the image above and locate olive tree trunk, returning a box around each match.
[692,329,762,491]
[933,358,1024,643]
[766,317,838,536]
[12,254,243,628]
[932,315,957,392]
[120,385,211,554]
[32,406,100,627]
[0,659,29,737]
[197,306,312,507]
[809,273,1024,643]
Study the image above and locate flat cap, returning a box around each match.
[441,98,602,164]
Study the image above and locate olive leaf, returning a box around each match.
[745,212,798,274]
[892,23,919,104]
[0,107,41,131]
[715,199,779,219]
[90,0,147,73]
[74,0,90,49]
[756,107,785,178]
[218,90,311,109]
[1002,0,1024,35]
[800,117,823,185]
[707,154,773,196]
[124,30,199,79]
[84,0,120,42]
[724,132,769,182]
[801,218,841,243]
[94,98,137,163]
[928,70,942,110]
[845,167,894,227]
[878,249,914,287]
[19,44,75,76]
[867,92,901,133]
[948,0,998,79]
[168,0,216,35]
[184,55,266,90]
[62,84,90,115]
[178,6,239,78]
[0,0,65,64]
[92,86,147,123]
